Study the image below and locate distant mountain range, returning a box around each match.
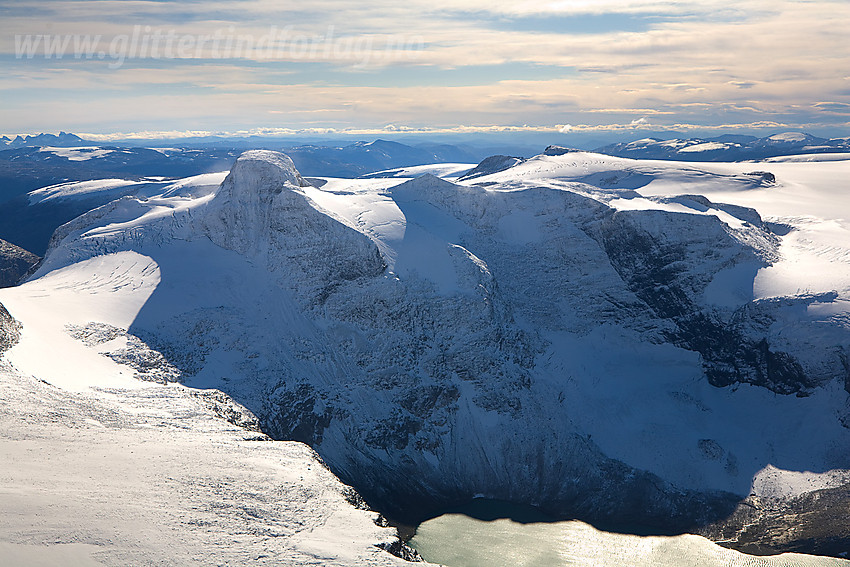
[280,139,481,177]
[6,132,850,169]
[0,144,242,205]
[0,135,500,205]
[2,130,849,256]
[0,131,88,148]
[594,132,850,161]
[0,137,483,255]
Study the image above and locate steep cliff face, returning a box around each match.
[201,150,386,303]
[22,150,850,542]
[0,239,39,288]
[591,206,842,395]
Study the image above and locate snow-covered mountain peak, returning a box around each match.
[202,150,308,242]
[202,150,385,302]
[220,149,306,194]
[392,171,455,190]
[458,155,525,180]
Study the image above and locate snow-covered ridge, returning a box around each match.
[457,155,524,180]
[28,178,146,204]
[359,162,474,179]
[596,132,850,162]
[5,149,850,555]
[767,132,811,143]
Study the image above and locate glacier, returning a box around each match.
[0,303,416,565]
[2,147,850,556]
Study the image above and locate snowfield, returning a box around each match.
[359,163,474,179]
[28,179,147,205]
[0,364,412,566]
[27,172,227,206]
[2,148,850,561]
[0,165,417,566]
[38,146,116,161]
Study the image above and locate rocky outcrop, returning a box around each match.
[591,205,846,395]
[702,483,850,557]
[543,145,583,156]
[0,238,39,287]
[459,155,524,181]
[66,322,182,384]
[0,302,21,353]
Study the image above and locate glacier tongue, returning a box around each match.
[10,149,850,548]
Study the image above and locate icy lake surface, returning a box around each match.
[409,500,850,567]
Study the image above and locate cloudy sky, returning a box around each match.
[1,0,849,140]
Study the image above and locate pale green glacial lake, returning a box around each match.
[409,500,849,567]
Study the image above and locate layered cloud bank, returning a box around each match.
[2,0,848,135]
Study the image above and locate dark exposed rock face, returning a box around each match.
[701,484,850,557]
[345,448,743,531]
[376,540,424,562]
[0,302,21,353]
[190,389,263,432]
[264,383,339,446]
[591,207,838,396]
[543,145,583,156]
[459,155,525,180]
[744,171,776,184]
[0,238,39,287]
